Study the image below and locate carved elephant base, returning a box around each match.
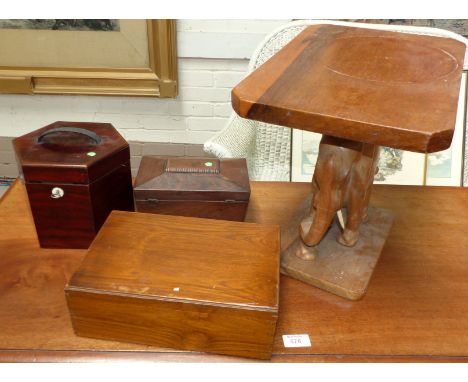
[296,209,367,262]
[280,204,394,300]
[279,134,395,300]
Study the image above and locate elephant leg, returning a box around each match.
[338,144,380,247]
[301,155,340,246]
[300,137,357,248]
[295,178,321,260]
[337,196,363,247]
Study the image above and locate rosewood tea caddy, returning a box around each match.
[65,210,280,359]
[13,121,134,249]
[134,156,250,221]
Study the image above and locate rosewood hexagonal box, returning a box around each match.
[13,121,134,249]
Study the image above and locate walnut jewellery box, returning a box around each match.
[65,210,280,359]
[134,156,250,221]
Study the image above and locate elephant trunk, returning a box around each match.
[300,202,338,247]
[300,141,350,248]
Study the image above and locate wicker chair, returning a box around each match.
[203,20,468,181]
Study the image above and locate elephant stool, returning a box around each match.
[232,24,465,300]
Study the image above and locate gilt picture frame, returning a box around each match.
[0,19,177,97]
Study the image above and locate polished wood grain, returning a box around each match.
[232,24,466,153]
[134,156,250,221]
[66,210,279,359]
[67,290,278,360]
[1,181,468,362]
[67,211,279,308]
[135,200,249,222]
[2,350,467,363]
[13,122,134,248]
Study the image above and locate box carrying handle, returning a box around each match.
[38,127,102,145]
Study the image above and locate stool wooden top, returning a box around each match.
[232,24,466,153]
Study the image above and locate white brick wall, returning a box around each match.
[0,20,290,144]
[214,72,248,88]
[178,70,214,87]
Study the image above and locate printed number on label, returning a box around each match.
[282,334,312,348]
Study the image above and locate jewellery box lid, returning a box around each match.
[13,121,129,184]
[66,210,280,311]
[134,156,251,202]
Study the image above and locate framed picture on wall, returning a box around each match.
[426,72,467,186]
[374,149,426,185]
[0,19,177,97]
[291,73,467,186]
[464,73,468,186]
[291,130,426,184]
[290,129,321,182]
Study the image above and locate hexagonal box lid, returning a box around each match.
[13,121,129,184]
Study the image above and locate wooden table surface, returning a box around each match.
[1,180,468,362]
[232,24,466,153]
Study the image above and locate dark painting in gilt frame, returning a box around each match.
[0,19,177,97]
[0,19,121,31]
